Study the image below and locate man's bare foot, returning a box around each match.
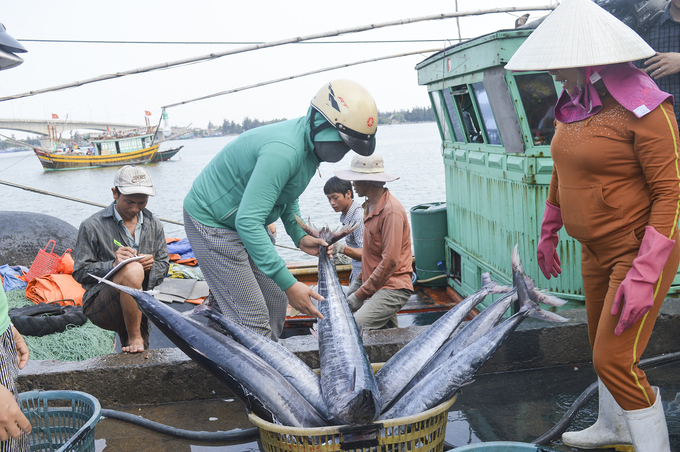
[122,338,145,353]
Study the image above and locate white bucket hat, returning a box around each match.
[334,154,399,183]
[505,0,655,71]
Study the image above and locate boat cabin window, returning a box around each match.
[471,82,502,145]
[430,91,453,142]
[100,141,117,155]
[119,138,143,154]
[441,89,465,142]
[514,73,559,146]
[450,87,484,144]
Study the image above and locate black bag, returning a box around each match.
[9,302,87,337]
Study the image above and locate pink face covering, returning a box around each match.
[554,62,673,124]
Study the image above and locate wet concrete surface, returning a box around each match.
[93,359,680,451]
[16,300,680,450]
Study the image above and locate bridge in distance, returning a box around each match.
[0,119,143,136]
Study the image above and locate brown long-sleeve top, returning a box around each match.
[547,95,680,244]
[355,189,414,301]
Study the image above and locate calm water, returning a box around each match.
[0,122,444,262]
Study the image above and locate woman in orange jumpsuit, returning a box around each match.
[506,0,680,450]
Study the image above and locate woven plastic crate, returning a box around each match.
[249,363,456,452]
[26,241,71,282]
[19,390,101,452]
[249,395,456,452]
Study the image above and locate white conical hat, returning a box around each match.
[505,0,655,71]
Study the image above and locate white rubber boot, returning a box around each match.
[561,379,633,451]
[623,386,671,452]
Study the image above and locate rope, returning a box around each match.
[0,178,305,252]
[0,5,555,103]
[163,49,441,108]
[0,179,183,226]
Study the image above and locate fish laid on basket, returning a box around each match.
[93,230,566,433]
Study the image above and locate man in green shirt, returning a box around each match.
[184,79,378,340]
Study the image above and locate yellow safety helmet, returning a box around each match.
[310,79,377,156]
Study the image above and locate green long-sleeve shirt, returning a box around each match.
[0,289,8,337]
[184,109,320,291]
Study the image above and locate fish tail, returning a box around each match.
[511,246,567,323]
[295,214,358,245]
[326,221,359,245]
[295,214,320,237]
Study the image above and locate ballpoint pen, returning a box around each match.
[114,239,123,248]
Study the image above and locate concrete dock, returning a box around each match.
[17,299,680,408]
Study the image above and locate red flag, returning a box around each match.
[52,114,59,119]
[145,110,152,116]
[106,125,110,132]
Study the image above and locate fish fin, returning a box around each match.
[487,284,513,295]
[89,274,143,297]
[522,274,536,291]
[357,324,364,338]
[530,289,568,307]
[511,244,525,275]
[528,309,568,323]
[460,378,475,388]
[186,304,208,316]
[480,272,495,290]
[309,325,319,340]
[350,368,357,392]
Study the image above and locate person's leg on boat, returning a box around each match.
[353,288,411,331]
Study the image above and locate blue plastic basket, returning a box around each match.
[19,390,101,452]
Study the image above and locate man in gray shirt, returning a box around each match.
[73,166,169,353]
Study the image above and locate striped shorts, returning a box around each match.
[0,326,29,452]
[184,209,288,341]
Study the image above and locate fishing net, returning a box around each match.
[6,289,115,361]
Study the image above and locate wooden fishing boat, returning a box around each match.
[150,145,183,162]
[282,259,469,337]
[32,124,183,171]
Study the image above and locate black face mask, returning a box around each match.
[313,141,351,163]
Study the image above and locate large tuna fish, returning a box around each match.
[91,276,328,428]
[375,273,512,411]
[394,246,568,402]
[296,215,382,425]
[189,301,329,421]
[379,246,568,420]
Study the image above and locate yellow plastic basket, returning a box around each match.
[248,364,456,452]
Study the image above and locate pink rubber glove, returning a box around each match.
[536,202,563,279]
[612,226,675,336]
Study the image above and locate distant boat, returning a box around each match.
[32,124,184,171]
[0,147,30,153]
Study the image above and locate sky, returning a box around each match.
[0,1,555,134]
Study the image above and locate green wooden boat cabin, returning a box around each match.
[415,29,680,313]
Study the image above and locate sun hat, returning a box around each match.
[334,154,399,183]
[505,0,655,71]
[114,165,156,196]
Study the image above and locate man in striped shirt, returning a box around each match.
[639,0,680,125]
[324,176,363,284]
